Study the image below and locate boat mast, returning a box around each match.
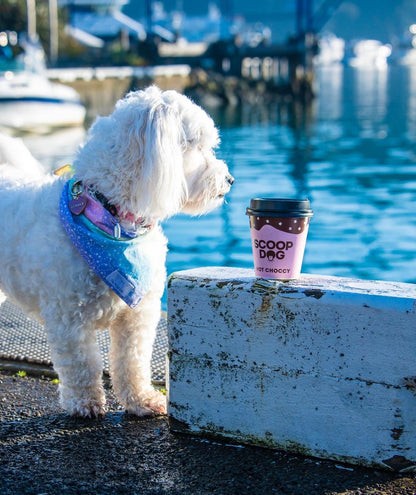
[26,0,37,42]
[49,0,58,64]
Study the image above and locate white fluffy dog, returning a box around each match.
[0,86,233,418]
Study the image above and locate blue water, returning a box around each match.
[164,65,416,285]
[23,65,416,291]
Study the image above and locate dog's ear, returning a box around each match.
[74,88,189,220]
[126,100,188,219]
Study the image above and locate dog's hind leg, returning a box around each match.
[109,295,166,416]
[43,310,106,418]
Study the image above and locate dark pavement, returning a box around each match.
[1,369,416,495]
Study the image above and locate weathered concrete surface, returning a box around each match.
[167,267,416,471]
[1,370,416,494]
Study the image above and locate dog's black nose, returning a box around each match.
[226,174,235,186]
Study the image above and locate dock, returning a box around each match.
[47,64,192,118]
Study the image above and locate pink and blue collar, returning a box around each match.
[68,179,153,240]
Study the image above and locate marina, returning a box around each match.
[14,63,416,295]
[1,0,416,489]
[2,0,415,303]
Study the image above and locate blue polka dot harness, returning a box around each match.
[59,179,154,308]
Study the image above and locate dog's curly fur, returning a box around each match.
[0,86,232,418]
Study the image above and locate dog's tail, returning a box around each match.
[0,132,45,178]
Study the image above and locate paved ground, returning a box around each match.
[1,369,416,495]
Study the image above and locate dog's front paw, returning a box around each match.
[126,388,167,417]
[63,397,106,419]
[71,402,106,419]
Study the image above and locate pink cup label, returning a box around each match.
[249,216,310,279]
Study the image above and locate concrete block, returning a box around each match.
[167,267,416,471]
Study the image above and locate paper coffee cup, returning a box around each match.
[246,198,313,280]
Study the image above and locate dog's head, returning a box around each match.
[75,86,233,223]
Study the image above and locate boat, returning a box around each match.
[314,33,345,66]
[390,25,416,66]
[345,39,392,69]
[0,32,86,132]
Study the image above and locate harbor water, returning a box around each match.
[21,65,416,299]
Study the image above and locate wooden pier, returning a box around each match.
[156,34,318,100]
[44,1,345,106]
[44,1,344,105]
[47,65,191,118]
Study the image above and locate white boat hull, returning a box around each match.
[0,72,86,131]
[0,100,85,131]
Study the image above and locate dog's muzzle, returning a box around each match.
[218,174,234,199]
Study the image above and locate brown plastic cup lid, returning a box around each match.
[246,198,313,218]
